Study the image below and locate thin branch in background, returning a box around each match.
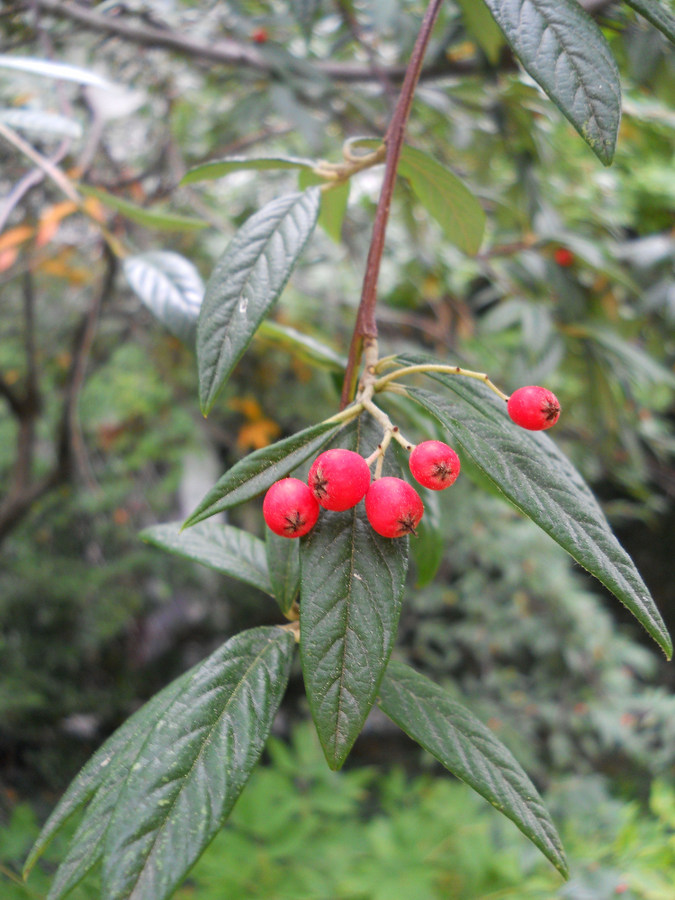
[334,0,397,113]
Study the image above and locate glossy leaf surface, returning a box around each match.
[197,189,321,414]
[266,529,301,615]
[141,521,272,596]
[184,419,342,528]
[300,419,408,769]
[378,660,568,877]
[398,356,672,658]
[483,0,621,164]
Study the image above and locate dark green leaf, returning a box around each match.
[482,0,621,164]
[141,521,272,596]
[397,356,671,658]
[411,488,444,588]
[300,418,409,769]
[123,252,204,344]
[378,660,568,878]
[266,529,301,615]
[101,626,295,900]
[183,419,342,528]
[79,185,209,232]
[26,667,196,891]
[181,155,314,185]
[624,0,675,45]
[197,189,321,414]
[298,169,350,243]
[257,320,346,372]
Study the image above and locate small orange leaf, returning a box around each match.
[236,419,281,452]
[36,201,79,248]
[0,247,19,272]
[0,224,34,253]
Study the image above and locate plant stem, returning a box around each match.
[374,364,510,402]
[339,0,445,409]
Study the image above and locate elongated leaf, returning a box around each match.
[141,521,272,596]
[257,320,347,372]
[397,357,671,657]
[101,626,294,900]
[0,108,82,139]
[183,418,342,528]
[266,529,301,615]
[300,419,408,769]
[378,660,568,877]
[80,185,208,232]
[197,189,321,414]
[411,487,444,588]
[123,252,204,343]
[355,140,485,254]
[0,54,115,89]
[456,0,505,64]
[624,0,675,45]
[482,0,621,164]
[25,664,196,881]
[44,671,195,900]
[298,169,350,243]
[181,155,314,185]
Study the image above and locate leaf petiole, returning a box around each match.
[374,363,510,402]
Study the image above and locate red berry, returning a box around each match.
[251,27,269,43]
[365,477,424,538]
[554,247,574,267]
[507,386,561,431]
[409,440,460,490]
[308,448,371,511]
[263,478,319,538]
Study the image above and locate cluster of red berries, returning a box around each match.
[263,385,560,541]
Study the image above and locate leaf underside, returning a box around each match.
[378,660,569,878]
[141,521,273,596]
[397,355,671,658]
[123,252,204,344]
[300,417,409,770]
[30,627,295,900]
[483,0,621,164]
[183,418,342,528]
[197,188,321,414]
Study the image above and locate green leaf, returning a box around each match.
[482,0,621,164]
[257,320,347,372]
[183,419,342,528]
[0,108,82,139]
[300,418,409,769]
[411,488,444,588]
[624,0,675,45]
[298,169,350,243]
[101,626,295,900]
[378,660,569,878]
[456,0,506,64]
[197,189,321,414]
[123,252,204,344]
[25,666,196,888]
[80,185,209,232]
[355,140,485,254]
[398,357,672,658]
[0,54,115,89]
[266,529,301,615]
[181,155,315,185]
[291,0,322,40]
[141,521,272,596]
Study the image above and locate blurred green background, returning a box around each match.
[1,2,674,897]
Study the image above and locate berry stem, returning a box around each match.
[373,363,510,402]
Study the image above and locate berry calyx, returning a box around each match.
[553,247,574,267]
[507,386,561,431]
[365,477,424,538]
[263,478,319,538]
[308,448,371,511]
[409,440,460,490]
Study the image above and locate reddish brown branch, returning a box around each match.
[339,0,445,408]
